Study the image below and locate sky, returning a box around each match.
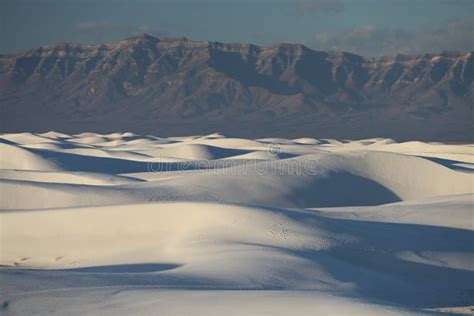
[1,0,473,56]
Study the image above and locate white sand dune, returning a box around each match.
[0,132,473,315]
[0,170,143,185]
[0,143,59,171]
[149,143,251,160]
[0,132,61,145]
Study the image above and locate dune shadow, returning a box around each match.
[57,263,182,274]
[299,171,401,207]
[26,147,258,174]
[418,156,474,172]
[235,212,474,309]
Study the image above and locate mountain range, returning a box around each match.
[1,34,472,141]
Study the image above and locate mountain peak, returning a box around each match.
[0,36,472,141]
[123,33,160,43]
[123,34,190,44]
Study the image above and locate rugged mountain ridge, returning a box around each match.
[1,35,472,140]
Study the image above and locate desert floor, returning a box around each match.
[0,132,473,315]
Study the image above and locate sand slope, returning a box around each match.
[0,132,473,315]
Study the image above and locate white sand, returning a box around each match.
[0,132,473,315]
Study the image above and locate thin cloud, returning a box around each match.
[76,21,108,31]
[75,21,173,43]
[312,17,474,56]
[296,0,344,15]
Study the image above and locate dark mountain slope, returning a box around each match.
[0,35,472,140]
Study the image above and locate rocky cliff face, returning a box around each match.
[1,35,472,140]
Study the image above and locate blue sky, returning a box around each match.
[1,0,473,56]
